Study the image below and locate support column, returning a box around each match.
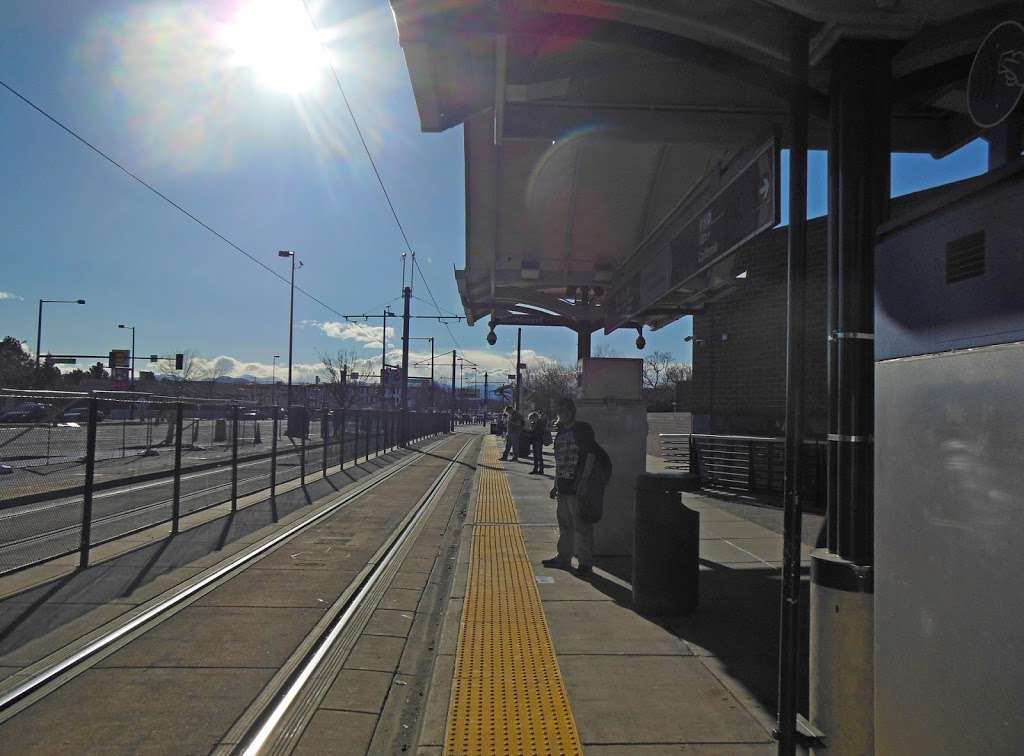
[576,325,591,361]
[776,24,809,755]
[812,38,891,756]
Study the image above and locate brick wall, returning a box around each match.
[691,217,829,436]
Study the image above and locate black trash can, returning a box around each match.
[633,472,701,616]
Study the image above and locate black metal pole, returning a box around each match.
[78,395,99,568]
[35,299,43,369]
[400,286,412,446]
[354,410,360,467]
[430,337,435,410]
[364,409,371,463]
[321,408,329,478]
[776,25,809,756]
[287,253,295,411]
[230,405,239,511]
[451,349,457,430]
[270,409,279,522]
[172,402,183,534]
[340,408,346,469]
[514,328,522,411]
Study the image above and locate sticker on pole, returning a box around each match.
[968,20,1024,129]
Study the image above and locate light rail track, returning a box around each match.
[233,434,474,755]
[0,433,463,722]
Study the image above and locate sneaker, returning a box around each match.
[574,564,593,578]
[499,455,508,460]
[541,556,570,569]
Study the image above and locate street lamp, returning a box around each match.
[36,298,86,368]
[272,355,280,406]
[278,250,300,410]
[118,324,136,388]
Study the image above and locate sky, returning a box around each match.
[0,0,991,390]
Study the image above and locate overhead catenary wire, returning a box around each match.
[300,0,461,349]
[0,77,353,322]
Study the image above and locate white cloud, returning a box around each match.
[0,291,23,301]
[188,355,326,383]
[303,320,394,348]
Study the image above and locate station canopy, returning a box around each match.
[390,1,1012,333]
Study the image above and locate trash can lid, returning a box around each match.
[635,472,701,492]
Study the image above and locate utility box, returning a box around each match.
[633,473,701,615]
[874,164,1024,754]
[287,406,309,438]
[575,358,647,556]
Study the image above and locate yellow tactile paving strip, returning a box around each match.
[444,440,583,755]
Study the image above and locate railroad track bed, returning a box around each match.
[0,431,480,754]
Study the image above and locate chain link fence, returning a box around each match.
[0,389,452,575]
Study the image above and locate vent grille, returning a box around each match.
[945,231,986,284]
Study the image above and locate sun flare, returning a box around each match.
[222,0,326,94]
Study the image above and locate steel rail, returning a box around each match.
[238,434,474,755]
[0,433,453,716]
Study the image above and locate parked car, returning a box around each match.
[0,402,51,423]
[57,404,106,423]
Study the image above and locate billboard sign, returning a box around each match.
[109,349,131,390]
[606,135,779,331]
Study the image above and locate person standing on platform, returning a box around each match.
[500,406,523,461]
[529,410,547,475]
[543,398,609,577]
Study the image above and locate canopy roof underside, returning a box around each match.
[390,0,1015,330]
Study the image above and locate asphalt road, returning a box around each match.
[0,418,323,467]
[0,431,378,573]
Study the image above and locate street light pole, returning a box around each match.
[278,250,299,410]
[118,324,136,389]
[272,355,280,406]
[400,286,411,444]
[36,298,86,368]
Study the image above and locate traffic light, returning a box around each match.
[175,353,184,370]
[150,354,158,363]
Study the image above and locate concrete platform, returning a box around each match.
[419,441,819,754]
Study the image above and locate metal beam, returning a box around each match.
[410,9,828,120]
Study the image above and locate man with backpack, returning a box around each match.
[543,398,612,578]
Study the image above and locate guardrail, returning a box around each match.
[0,389,452,575]
[659,433,825,508]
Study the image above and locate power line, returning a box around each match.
[301,0,461,349]
[0,77,352,321]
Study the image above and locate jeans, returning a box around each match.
[502,429,520,459]
[531,437,545,472]
[556,492,593,567]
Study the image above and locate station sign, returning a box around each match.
[605,135,779,331]
[968,20,1024,129]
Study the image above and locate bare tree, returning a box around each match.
[320,349,371,408]
[641,351,692,410]
[642,350,676,390]
[522,363,577,414]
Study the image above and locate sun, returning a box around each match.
[222,0,326,94]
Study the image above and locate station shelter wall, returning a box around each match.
[689,218,829,437]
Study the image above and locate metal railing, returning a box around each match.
[659,433,825,508]
[0,389,452,575]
